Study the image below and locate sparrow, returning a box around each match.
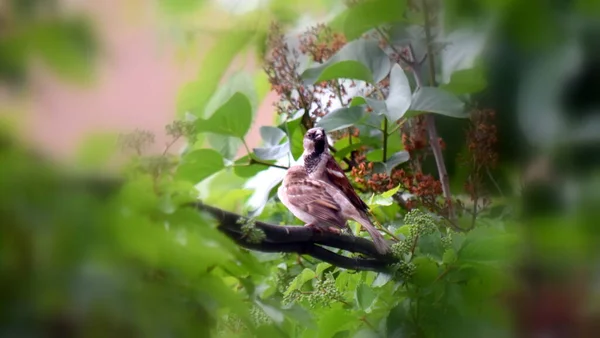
[302,127,370,216]
[278,165,390,254]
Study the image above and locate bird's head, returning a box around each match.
[303,127,327,155]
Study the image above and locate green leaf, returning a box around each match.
[233,155,271,178]
[355,284,377,311]
[284,268,316,296]
[343,0,406,40]
[443,248,458,264]
[176,30,254,117]
[301,39,391,84]
[315,263,332,278]
[316,106,365,132]
[253,143,290,160]
[385,64,412,121]
[371,272,393,288]
[370,184,401,207]
[204,71,258,118]
[440,66,487,95]
[207,133,241,160]
[373,151,410,175]
[196,92,252,138]
[317,307,356,338]
[412,256,439,287]
[175,149,225,183]
[410,87,467,118]
[260,126,287,146]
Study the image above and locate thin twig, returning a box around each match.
[248,158,289,170]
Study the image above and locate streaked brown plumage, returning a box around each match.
[302,127,370,214]
[278,165,390,254]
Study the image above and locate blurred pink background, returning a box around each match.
[22,0,276,159]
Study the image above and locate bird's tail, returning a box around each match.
[355,215,391,255]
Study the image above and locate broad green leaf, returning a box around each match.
[301,39,391,85]
[373,151,410,175]
[204,71,258,118]
[317,307,356,338]
[253,142,290,160]
[385,64,412,121]
[316,106,365,132]
[284,268,316,296]
[343,0,406,40]
[440,66,487,95]
[175,149,224,183]
[412,256,439,287]
[371,272,393,287]
[207,133,241,160]
[196,92,252,138]
[176,30,254,117]
[410,87,468,118]
[233,155,271,177]
[260,126,287,146]
[355,284,377,311]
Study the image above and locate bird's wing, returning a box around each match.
[325,155,370,213]
[286,179,346,227]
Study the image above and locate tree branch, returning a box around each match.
[421,0,456,221]
[192,202,396,272]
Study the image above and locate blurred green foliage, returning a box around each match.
[2,0,600,337]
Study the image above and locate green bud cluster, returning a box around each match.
[391,240,411,259]
[391,261,416,280]
[250,306,272,326]
[404,209,437,237]
[237,217,266,244]
[441,231,453,250]
[283,273,344,308]
[275,269,291,294]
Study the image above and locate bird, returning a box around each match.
[301,127,371,215]
[278,165,390,254]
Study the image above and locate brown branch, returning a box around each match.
[192,203,397,272]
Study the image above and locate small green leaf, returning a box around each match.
[175,149,225,183]
[385,64,412,121]
[196,92,252,138]
[284,268,316,296]
[301,39,391,85]
[343,0,406,40]
[316,106,365,132]
[410,87,467,118]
